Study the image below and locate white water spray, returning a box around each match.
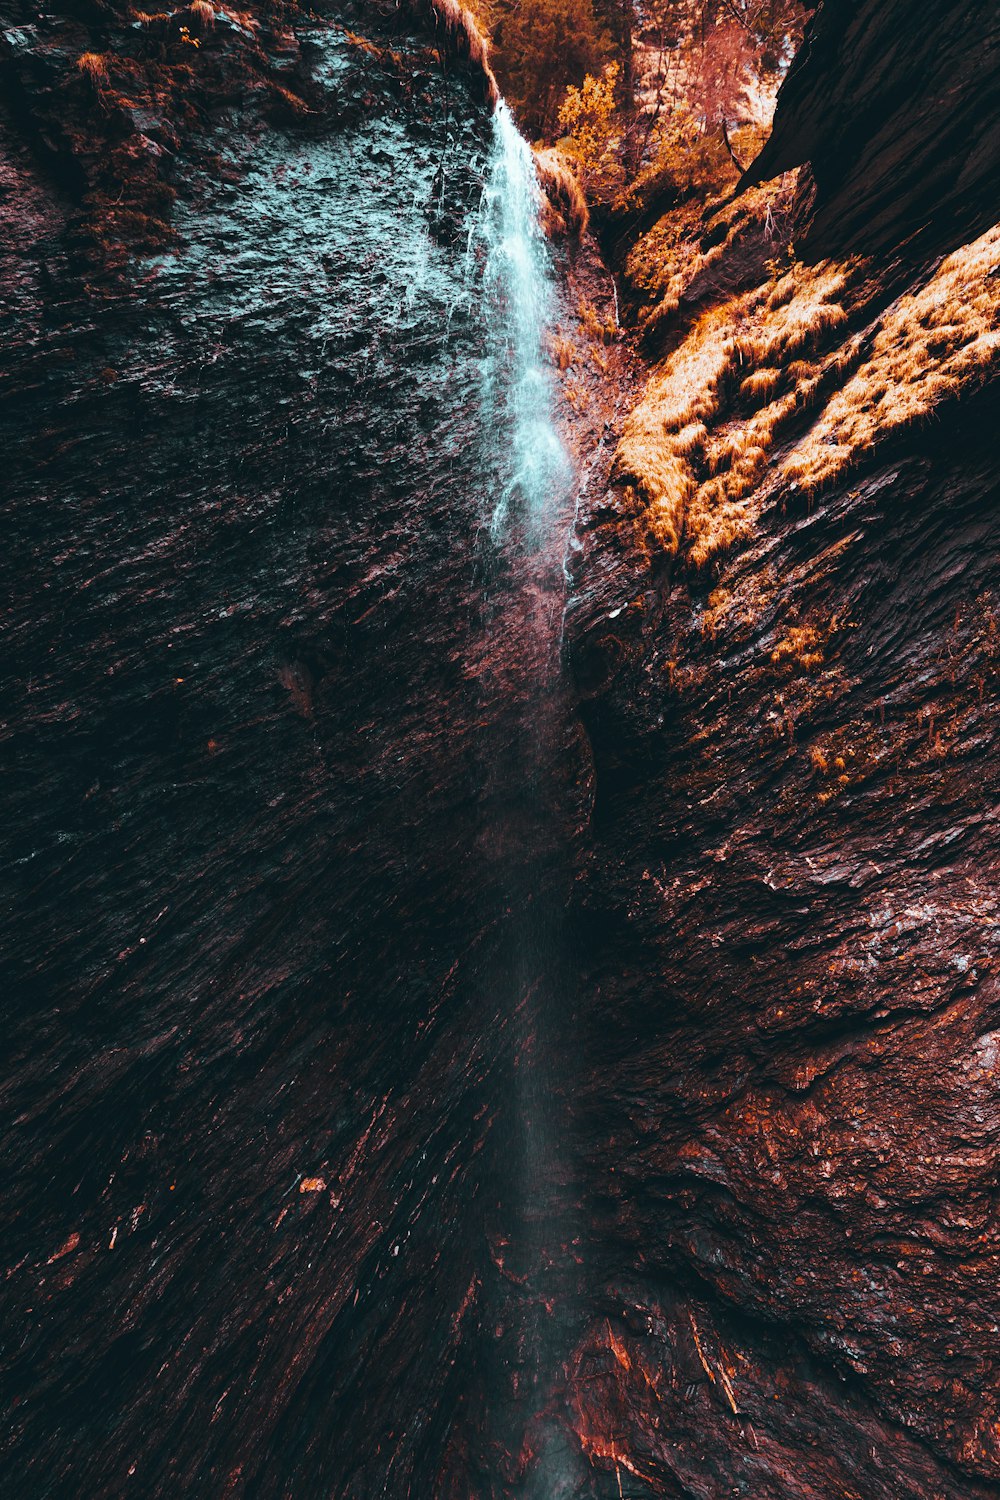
[474,103,570,538]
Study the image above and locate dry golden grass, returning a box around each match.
[597,150,1000,570]
[77,52,109,79]
[188,0,215,27]
[615,299,737,552]
[809,741,854,801]
[616,259,853,564]
[619,215,999,572]
[534,147,589,238]
[578,298,616,345]
[740,366,782,403]
[269,83,313,117]
[627,201,716,343]
[783,224,1000,493]
[627,179,796,343]
[765,270,797,310]
[547,333,576,370]
[735,265,850,368]
[771,623,826,673]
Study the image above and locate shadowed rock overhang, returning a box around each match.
[743,0,1000,260]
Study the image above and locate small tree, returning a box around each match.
[492,0,609,139]
[692,19,753,132]
[557,62,625,193]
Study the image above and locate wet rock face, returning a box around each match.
[1,11,603,1495]
[5,1,1000,1497]
[565,387,1000,1494]
[746,0,1000,259]
[0,0,495,273]
[561,0,1000,1482]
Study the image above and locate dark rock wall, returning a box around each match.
[3,0,1000,1496]
[559,2,1000,1495]
[1,9,602,1494]
[745,0,1000,259]
[564,384,1000,1498]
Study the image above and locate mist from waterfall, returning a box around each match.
[473,102,570,540]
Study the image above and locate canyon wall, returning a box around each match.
[2,6,566,1494]
[3,0,1000,1497]
[745,0,1000,260]
[561,1,1000,1494]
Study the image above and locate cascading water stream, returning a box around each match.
[474,102,571,541]
[464,103,593,1497]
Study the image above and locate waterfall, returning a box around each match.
[462,100,586,1497]
[474,102,570,539]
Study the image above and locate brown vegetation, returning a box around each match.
[77,52,110,80]
[188,1,216,30]
[427,0,499,101]
[613,183,1000,574]
[783,224,1000,494]
[615,194,857,567]
[486,0,609,137]
[534,146,590,236]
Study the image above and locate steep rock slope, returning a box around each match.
[5,0,1000,1495]
[561,2,1000,1495]
[0,5,605,1495]
[744,0,1000,259]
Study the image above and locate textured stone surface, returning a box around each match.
[556,2,1000,1489]
[0,9,588,1493]
[563,380,1000,1496]
[4,0,1000,1496]
[745,0,1000,259]
[0,0,643,1489]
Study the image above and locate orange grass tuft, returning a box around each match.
[615,300,739,552]
[739,366,783,403]
[534,147,589,238]
[547,333,576,370]
[616,259,853,565]
[620,215,1000,568]
[782,224,1000,494]
[77,52,109,79]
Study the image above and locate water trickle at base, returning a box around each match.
[474,103,571,540]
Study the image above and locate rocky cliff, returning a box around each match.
[1,6,539,1494]
[744,0,1000,261]
[561,1,1000,1495]
[2,1,1000,1497]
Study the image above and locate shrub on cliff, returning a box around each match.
[489,0,610,138]
[556,63,625,197]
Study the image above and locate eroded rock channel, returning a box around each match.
[3,2,1000,1497]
